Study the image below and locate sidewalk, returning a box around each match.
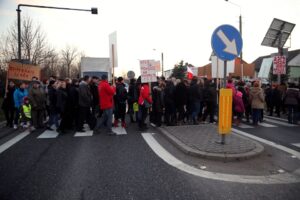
[157,124,264,161]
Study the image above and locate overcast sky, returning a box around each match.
[1,0,299,76]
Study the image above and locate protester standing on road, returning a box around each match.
[189,77,201,125]
[152,79,165,127]
[284,83,300,124]
[164,80,176,126]
[47,80,59,130]
[28,80,46,129]
[127,78,137,123]
[56,80,68,133]
[66,79,79,130]
[138,82,152,130]
[114,77,128,128]
[20,96,32,129]
[1,81,15,127]
[77,76,93,132]
[202,81,217,124]
[90,76,100,118]
[249,81,265,126]
[233,90,245,126]
[269,84,282,117]
[13,82,28,129]
[174,79,187,125]
[94,74,116,135]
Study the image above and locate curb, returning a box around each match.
[157,126,264,162]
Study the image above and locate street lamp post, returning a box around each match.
[225,0,243,80]
[17,4,98,61]
[153,49,164,77]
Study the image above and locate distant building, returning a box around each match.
[252,49,300,83]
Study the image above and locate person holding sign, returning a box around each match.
[138,83,152,130]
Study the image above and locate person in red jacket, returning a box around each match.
[138,83,152,130]
[93,74,116,135]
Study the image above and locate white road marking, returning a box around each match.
[265,115,288,122]
[232,128,300,159]
[112,127,127,135]
[292,143,300,148]
[259,122,277,128]
[264,118,297,127]
[142,133,300,184]
[0,130,31,154]
[234,123,254,128]
[37,130,59,139]
[74,131,93,137]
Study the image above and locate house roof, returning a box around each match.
[252,49,300,71]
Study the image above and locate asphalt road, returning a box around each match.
[0,120,299,200]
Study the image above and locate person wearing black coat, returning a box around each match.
[189,78,201,124]
[127,78,137,123]
[114,77,128,128]
[152,81,165,127]
[90,76,100,117]
[202,81,217,123]
[56,80,68,133]
[1,81,15,127]
[174,80,188,124]
[66,79,79,130]
[164,80,176,126]
[47,80,59,130]
[269,84,282,117]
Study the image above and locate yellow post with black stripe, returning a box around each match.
[218,89,232,134]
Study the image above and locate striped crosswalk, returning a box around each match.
[36,124,127,139]
[233,116,299,129]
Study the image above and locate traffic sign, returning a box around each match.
[211,24,243,61]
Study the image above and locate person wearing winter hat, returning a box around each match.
[20,96,32,129]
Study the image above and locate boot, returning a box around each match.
[114,120,119,127]
[122,121,126,128]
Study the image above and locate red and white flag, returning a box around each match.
[187,66,194,80]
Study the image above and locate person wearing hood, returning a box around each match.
[284,83,300,124]
[233,90,245,126]
[28,80,46,129]
[249,81,265,126]
[114,77,128,128]
[13,82,28,129]
[77,75,93,132]
[1,81,15,127]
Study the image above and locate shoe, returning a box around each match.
[13,124,17,129]
[47,127,54,131]
[114,120,119,127]
[121,122,127,128]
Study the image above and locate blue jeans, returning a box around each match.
[252,108,261,125]
[94,108,113,132]
[287,105,298,124]
[48,113,59,128]
[192,102,200,121]
[14,107,21,125]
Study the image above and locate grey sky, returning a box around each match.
[1,0,299,75]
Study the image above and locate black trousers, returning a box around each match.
[3,107,14,127]
[77,106,91,131]
[269,105,280,117]
[138,105,148,128]
[203,102,216,123]
[176,105,185,122]
[32,109,44,128]
[115,103,126,122]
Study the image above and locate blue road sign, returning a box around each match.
[211,24,243,61]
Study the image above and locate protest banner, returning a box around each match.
[8,61,41,81]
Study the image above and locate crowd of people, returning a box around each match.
[1,74,300,135]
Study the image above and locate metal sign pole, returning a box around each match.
[221,60,227,145]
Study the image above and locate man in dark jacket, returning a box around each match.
[284,83,300,124]
[2,81,15,127]
[47,80,59,130]
[28,80,46,129]
[202,81,217,123]
[152,79,165,127]
[66,79,79,130]
[174,79,187,124]
[90,76,100,117]
[56,80,68,133]
[127,78,137,123]
[269,84,282,117]
[189,77,201,124]
[77,75,92,132]
[114,77,128,128]
[164,80,176,126]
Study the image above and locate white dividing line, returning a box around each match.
[232,128,300,159]
[265,115,288,122]
[264,118,297,127]
[74,131,93,137]
[259,122,277,128]
[235,123,254,129]
[37,130,59,139]
[0,130,31,154]
[142,133,300,184]
[292,143,300,148]
[112,127,127,135]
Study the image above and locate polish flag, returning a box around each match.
[187,66,194,80]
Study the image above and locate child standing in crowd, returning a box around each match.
[20,97,32,130]
[233,90,245,126]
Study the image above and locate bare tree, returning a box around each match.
[1,16,47,65]
[61,45,78,78]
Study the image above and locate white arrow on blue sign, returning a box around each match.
[211,24,243,61]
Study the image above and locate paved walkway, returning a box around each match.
[158,124,264,161]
